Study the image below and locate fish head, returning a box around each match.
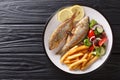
[76,16,89,28]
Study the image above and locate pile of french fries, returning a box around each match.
[60,45,99,70]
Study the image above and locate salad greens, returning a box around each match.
[84,38,91,46]
[89,19,97,29]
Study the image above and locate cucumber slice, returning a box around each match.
[93,46,106,57]
[97,27,103,33]
[100,47,105,56]
[92,51,96,55]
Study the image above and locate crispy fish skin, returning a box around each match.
[57,16,89,55]
[49,14,75,50]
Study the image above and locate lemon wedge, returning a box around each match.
[57,5,84,22]
[70,5,84,21]
[57,8,73,22]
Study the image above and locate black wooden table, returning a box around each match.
[0,0,119,80]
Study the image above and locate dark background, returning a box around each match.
[0,0,119,80]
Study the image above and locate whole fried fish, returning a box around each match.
[57,16,89,55]
[49,14,75,50]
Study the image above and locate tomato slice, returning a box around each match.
[98,37,107,46]
[89,45,94,51]
[88,30,95,39]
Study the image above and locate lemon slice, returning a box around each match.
[57,8,73,22]
[70,5,84,21]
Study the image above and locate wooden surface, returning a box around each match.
[0,0,119,80]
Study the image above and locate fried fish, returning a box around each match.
[49,14,75,50]
[57,16,89,55]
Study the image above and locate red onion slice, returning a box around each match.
[90,36,95,42]
[92,24,103,30]
[96,37,102,40]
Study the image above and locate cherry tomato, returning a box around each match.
[88,30,95,39]
[98,37,107,46]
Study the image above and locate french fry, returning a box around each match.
[60,45,88,63]
[81,49,88,54]
[64,60,71,64]
[64,58,79,64]
[69,53,88,70]
[81,60,87,68]
[66,63,71,67]
[80,53,89,68]
[69,59,87,70]
[65,57,80,68]
[81,53,88,59]
[68,45,89,55]
[81,56,99,70]
[78,65,82,70]
[90,54,95,60]
[60,46,78,63]
[60,44,100,71]
[87,52,93,61]
[67,52,83,60]
[73,64,81,70]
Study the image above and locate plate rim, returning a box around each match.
[42,5,113,74]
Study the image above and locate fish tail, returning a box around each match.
[56,48,68,56]
[56,49,65,55]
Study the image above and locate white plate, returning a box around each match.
[43,6,113,74]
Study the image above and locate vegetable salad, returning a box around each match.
[84,19,107,57]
